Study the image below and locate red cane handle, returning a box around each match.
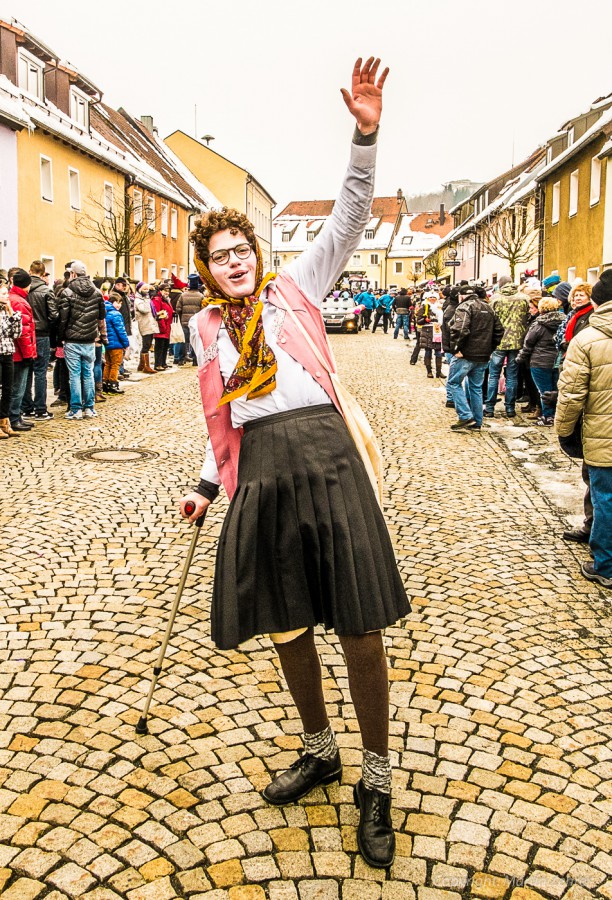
[184,500,206,528]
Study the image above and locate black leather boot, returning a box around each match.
[354,779,395,868]
[435,356,445,378]
[262,751,341,805]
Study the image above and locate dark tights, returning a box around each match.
[274,627,389,757]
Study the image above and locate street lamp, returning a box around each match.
[201,134,215,146]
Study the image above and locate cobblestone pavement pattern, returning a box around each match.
[1,334,612,900]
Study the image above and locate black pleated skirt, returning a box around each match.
[211,404,410,649]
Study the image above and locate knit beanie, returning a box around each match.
[542,273,561,289]
[591,269,612,306]
[12,268,32,289]
[553,281,572,305]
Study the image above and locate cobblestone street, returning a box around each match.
[2,332,612,900]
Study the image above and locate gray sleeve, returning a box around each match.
[284,134,378,307]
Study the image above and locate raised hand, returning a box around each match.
[340,57,389,135]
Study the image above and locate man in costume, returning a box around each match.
[180,57,409,869]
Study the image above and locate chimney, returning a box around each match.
[140,115,154,134]
[440,203,445,226]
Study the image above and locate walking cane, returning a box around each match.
[135,501,206,735]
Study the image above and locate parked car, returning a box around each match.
[320,295,361,333]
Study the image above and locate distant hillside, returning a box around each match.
[407,181,482,213]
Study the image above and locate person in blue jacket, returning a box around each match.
[103,296,130,394]
[356,289,376,330]
[372,290,393,334]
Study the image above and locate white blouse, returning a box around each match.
[190,140,377,485]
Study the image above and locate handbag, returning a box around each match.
[273,285,384,505]
[170,316,185,344]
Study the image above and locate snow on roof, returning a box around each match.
[536,106,612,182]
[0,76,31,128]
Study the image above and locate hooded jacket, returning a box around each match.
[59,276,106,343]
[518,310,566,369]
[9,288,36,362]
[27,275,59,338]
[109,288,132,335]
[449,294,504,362]
[104,300,130,351]
[176,290,203,326]
[490,283,530,351]
[441,294,460,353]
[555,300,612,466]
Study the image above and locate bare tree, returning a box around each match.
[73,190,155,277]
[423,249,446,282]
[479,202,540,282]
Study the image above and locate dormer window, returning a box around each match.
[401,236,413,245]
[365,229,375,240]
[546,146,553,165]
[307,231,314,242]
[18,49,44,100]
[567,126,575,147]
[70,87,89,129]
[282,232,291,242]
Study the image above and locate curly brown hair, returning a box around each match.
[190,207,256,262]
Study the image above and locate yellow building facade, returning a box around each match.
[542,133,608,283]
[165,130,275,269]
[16,126,124,282]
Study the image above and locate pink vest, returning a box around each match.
[196,273,341,499]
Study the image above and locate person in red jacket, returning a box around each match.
[151,283,173,370]
[8,269,37,432]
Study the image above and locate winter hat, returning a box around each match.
[553,281,571,305]
[497,275,512,289]
[542,273,561,289]
[591,269,612,305]
[12,268,32,289]
[523,285,543,301]
[473,286,487,299]
[69,260,86,276]
[188,273,203,291]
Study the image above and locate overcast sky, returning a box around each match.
[6,0,611,211]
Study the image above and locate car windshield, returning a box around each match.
[321,297,355,312]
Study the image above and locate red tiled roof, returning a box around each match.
[409,212,456,237]
[277,196,402,222]
[91,104,204,208]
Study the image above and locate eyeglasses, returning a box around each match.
[209,242,253,266]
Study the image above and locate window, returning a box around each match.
[587,267,600,285]
[273,256,281,268]
[161,203,168,236]
[146,196,155,230]
[401,236,413,245]
[282,232,291,242]
[133,190,143,225]
[352,254,361,264]
[569,170,579,217]
[160,268,169,281]
[370,254,379,265]
[18,49,44,100]
[179,267,186,281]
[133,256,143,281]
[68,168,80,210]
[567,267,576,283]
[69,88,89,129]
[104,258,114,277]
[104,183,114,219]
[590,157,602,206]
[307,232,314,242]
[567,126,575,147]
[546,146,553,165]
[41,257,54,282]
[40,156,53,202]
[414,261,423,274]
[171,264,177,275]
[552,181,560,224]
[170,208,178,240]
[148,259,156,282]
[365,229,375,240]
[394,262,403,274]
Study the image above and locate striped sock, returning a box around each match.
[303,724,338,761]
[362,748,392,793]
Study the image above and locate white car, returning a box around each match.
[320,296,361,333]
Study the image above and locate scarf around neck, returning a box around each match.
[194,241,278,406]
